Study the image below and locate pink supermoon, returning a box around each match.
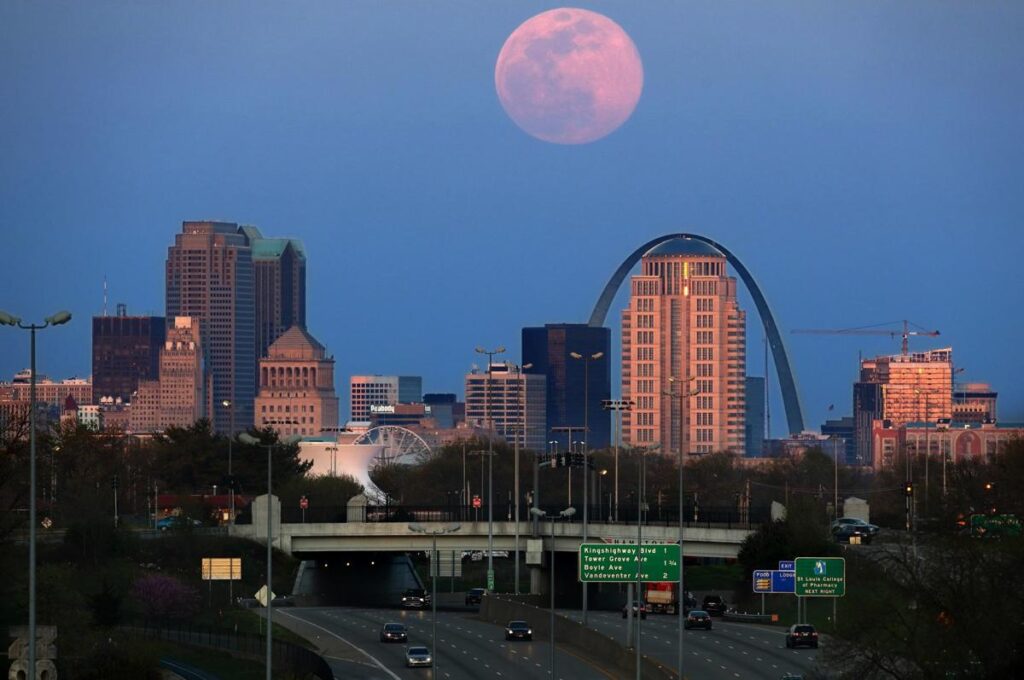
[495,7,643,144]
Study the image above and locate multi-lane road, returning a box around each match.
[277,606,820,680]
[278,606,611,680]
[558,609,820,680]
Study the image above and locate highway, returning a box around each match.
[278,606,611,680]
[558,609,821,680]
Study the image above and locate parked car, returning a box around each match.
[785,624,819,649]
[622,600,648,619]
[505,620,533,641]
[156,516,202,531]
[379,623,407,643]
[683,610,713,630]
[465,587,487,606]
[406,646,432,668]
[401,588,431,608]
[830,517,879,536]
[702,595,726,616]
[832,524,872,544]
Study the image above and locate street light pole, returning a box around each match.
[409,523,461,675]
[530,507,575,680]
[569,350,602,627]
[475,345,505,591]
[239,431,301,680]
[603,399,634,523]
[470,449,496,589]
[514,362,533,595]
[223,399,235,525]
[0,309,71,680]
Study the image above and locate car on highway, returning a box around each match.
[832,523,872,544]
[702,594,726,616]
[785,623,819,649]
[156,516,202,531]
[401,588,431,608]
[406,645,432,668]
[465,587,487,606]
[379,623,408,643]
[683,609,713,630]
[830,517,879,536]
[621,600,648,619]
[505,620,533,641]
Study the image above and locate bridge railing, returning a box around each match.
[276,502,769,528]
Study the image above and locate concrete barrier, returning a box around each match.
[723,611,777,624]
[480,595,676,680]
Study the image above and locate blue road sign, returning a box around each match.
[772,570,795,593]
[779,560,795,571]
[753,569,772,593]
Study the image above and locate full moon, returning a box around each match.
[495,8,644,145]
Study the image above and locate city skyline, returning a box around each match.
[2,2,1022,431]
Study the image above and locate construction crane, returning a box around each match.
[791,320,940,356]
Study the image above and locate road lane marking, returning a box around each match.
[274,610,400,680]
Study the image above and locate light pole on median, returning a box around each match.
[223,399,236,525]
[602,399,634,523]
[570,349,603,626]
[515,362,533,595]
[409,522,461,675]
[667,376,700,680]
[469,448,496,590]
[239,431,302,680]
[530,506,575,680]
[475,345,505,592]
[1,309,71,680]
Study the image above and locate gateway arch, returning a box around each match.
[589,233,806,435]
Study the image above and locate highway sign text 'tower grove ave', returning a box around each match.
[794,557,846,597]
[579,543,680,582]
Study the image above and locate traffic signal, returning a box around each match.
[904,481,914,497]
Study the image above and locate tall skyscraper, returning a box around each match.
[349,375,422,423]
[853,347,953,465]
[744,376,765,456]
[159,316,205,429]
[92,307,166,405]
[522,323,611,449]
[465,363,546,451]
[620,239,746,456]
[241,226,307,363]
[165,220,255,433]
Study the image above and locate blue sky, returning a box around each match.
[2,1,1022,430]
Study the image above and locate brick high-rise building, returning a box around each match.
[92,307,165,404]
[620,239,746,456]
[165,221,255,433]
[240,226,307,365]
[853,347,953,465]
[465,363,546,451]
[255,326,338,438]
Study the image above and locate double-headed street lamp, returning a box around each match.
[570,350,604,624]
[1,309,72,680]
[475,345,504,591]
[238,431,302,680]
[515,362,533,595]
[602,399,634,522]
[408,522,461,674]
[665,375,701,680]
[529,506,575,680]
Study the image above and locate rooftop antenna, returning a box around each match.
[103,275,108,316]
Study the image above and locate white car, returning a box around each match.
[406,646,432,668]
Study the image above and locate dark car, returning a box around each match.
[465,587,486,606]
[683,609,713,630]
[379,622,408,643]
[401,588,431,608]
[702,595,726,616]
[621,600,648,619]
[830,517,879,536]
[832,524,872,544]
[156,516,202,531]
[785,624,819,649]
[505,620,532,641]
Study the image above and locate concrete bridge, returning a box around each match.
[232,495,755,561]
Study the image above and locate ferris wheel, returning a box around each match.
[352,425,433,466]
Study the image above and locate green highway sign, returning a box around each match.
[794,557,846,597]
[579,543,680,583]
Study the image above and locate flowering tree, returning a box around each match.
[131,574,199,621]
